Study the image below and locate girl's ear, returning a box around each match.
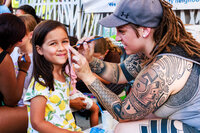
[36,45,43,55]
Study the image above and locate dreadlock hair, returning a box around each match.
[145,0,200,65]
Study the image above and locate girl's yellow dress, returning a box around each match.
[24,75,81,133]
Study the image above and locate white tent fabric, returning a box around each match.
[19,0,200,38]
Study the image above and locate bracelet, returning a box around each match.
[18,69,27,74]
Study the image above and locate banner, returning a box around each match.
[166,0,200,10]
[82,0,200,13]
[82,0,120,13]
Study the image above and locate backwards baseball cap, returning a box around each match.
[99,0,163,28]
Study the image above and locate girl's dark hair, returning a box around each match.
[0,13,26,50]
[32,20,68,91]
[17,5,41,23]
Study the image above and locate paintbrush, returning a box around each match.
[72,36,103,48]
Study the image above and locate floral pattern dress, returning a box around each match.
[24,75,81,133]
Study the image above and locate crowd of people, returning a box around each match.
[0,0,200,132]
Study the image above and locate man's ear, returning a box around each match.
[36,45,43,55]
[142,27,151,38]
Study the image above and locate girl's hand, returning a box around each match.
[76,36,95,63]
[70,97,87,110]
[17,54,31,72]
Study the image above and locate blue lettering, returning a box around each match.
[168,0,174,4]
[175,0,200,3]
[108,2,117,7]
[185,0,188,4]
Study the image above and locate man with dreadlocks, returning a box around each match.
[69,0,200,132]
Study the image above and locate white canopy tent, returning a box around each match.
[18,0,200,38]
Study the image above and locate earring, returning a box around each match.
[143,34,146,38]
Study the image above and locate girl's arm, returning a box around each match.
[30,96,80,133]
[70,97,87,110]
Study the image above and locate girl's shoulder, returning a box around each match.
[28,77,48,91]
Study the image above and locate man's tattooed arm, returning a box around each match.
[122,54,144,79]
[89,54,143,84]
[89,57,119,83]
[87,55,192,122]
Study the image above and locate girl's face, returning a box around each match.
[115,24,144,55]
[37,27,69,66]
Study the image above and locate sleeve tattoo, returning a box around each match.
[121,54,144,80]
[89,55,192,121]
[89,57,119,83]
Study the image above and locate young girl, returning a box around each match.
[24,20,82,133]
[11,14,37,106]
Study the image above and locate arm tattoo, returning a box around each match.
[112,63,119,83]
[89,57,106,74]
[123,54,144,79]
[87,78,121,119]
[89,57,119,83]
[112,55,192,121]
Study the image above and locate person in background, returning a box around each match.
[11,14,37,106]
[69,0,200,132]
[93,36,128,96]
[23,20,81,133]
[93,36,122,63]
[0,13,30,133]
[16,4,41,23]
[0,0,11,14]
[76,36,126,95]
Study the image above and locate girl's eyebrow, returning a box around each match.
[45,39,56,45]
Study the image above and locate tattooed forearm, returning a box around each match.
[87,78,121,118]
[89,57,119,83]
[89,57,106,74]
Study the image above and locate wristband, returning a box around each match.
[18,69,27,74]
